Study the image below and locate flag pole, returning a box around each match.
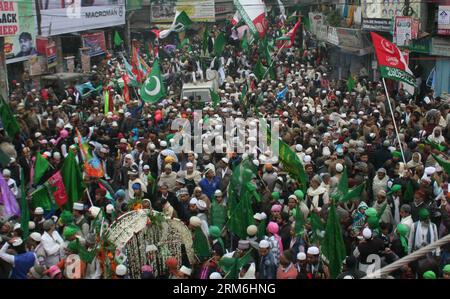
[381,78,407,165]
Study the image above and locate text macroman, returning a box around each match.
[85,9,118,18]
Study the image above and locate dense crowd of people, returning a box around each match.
[0,15,449,279]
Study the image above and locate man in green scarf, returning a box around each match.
[209,226,224,256]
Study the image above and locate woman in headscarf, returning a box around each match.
[427,126,446,145]
[407,152,423,170]
[306,175,329,213]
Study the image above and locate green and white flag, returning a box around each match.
[140,59,166,103]
[159,11,193,39]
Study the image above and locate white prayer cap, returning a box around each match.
[149,143,156,150]
[145,244,158,253]
[259,240,270,249]
[160,140,168,147]
[253,213,263,221]
[179,266,192,276]
[89,206,101,218]
[189,198,198,205]
[322,146,331,157]
[13,223,21,230]
[53,152,61,159]
[209,272,222,279]
[260,212,267,220]
[73,202,84,211]
[302,106,308,112]
[120,138,128,144]
[35,132,42,138]
[343,275,354,279]
[12,238,23,247]
[336,163,344,173]
[252,159,260,167]
[295,144,303,152]
[247,225,258,236]
[34,207,44,215]
[125,154,133,160]
[196,200,207,211]
[29,232,41,242]
[425,166,436,176]
[297,252,307,261]
[189,216,202,227]
[303,155,312,164]
[106,204,115,214]
[29,221,36,230]
[214,190,223,197]
[186,162,194,168]
[115,264,127,276]
[143,165,150,170]
[221,157,229,164]
[307,246,320,255]
[363,227,372,240]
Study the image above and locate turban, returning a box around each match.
[396,223,409,254]
[271,192,280,200]
[423,271,436,279]
[165,257,178,270]
[267,221,279,234]
[294,190,304,200]
[63,224,80,239]
[208,226,221,239]
[271,204,282,213]
[418,208,430,220]
[365,208,377,218]
[60,210,73,225]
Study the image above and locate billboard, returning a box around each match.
[151,0,215,23]
[3,0,36,63]
[39,0,125,37]
[81,32,107,57]
[438,6,450,36]
[0,1,19,36]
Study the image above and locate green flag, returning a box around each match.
[210,89,220,108]
[254,59,267,82]
[302,14,311,30]
[322,204,346,279]
[31,186,52,211]
[227,182,256,239]
[61,151,85,211]
[218,249,253,279]
[278,140,309,193]
[427,141,446,153]
[140,59,166,103]
[341,183,365,202]
[202,27,209,55]
[336,167,349,197]
[214,32,226,57]
[403,180,414,203]
[241,31,249,54]
[310,212,326,244]
[19,168,29,239]
[174,11,192,29]
[346,75,356,92]
[294,205,305,236]
[0,96,20,137]
[211,198,227,230]
[114,31,123,47]
[193,227,211,260]
[432,153,450,175]
[33,153,50,185]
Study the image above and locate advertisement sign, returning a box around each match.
[215,0,234,21]
[316,24,328,42]
[336,28,364,48]
[151,0,176,22]
[0,1,19,36]
[4,0,36,63]
[81,32,106,57]
[40,1,125,37]
[402,38,431,54]
[177,0,215,22]
[327,26,339,46]
[431,37,450,57]
[46,44,57,68]
[438,6,450,35]
[394,16,412,46]
[362,18,392,32]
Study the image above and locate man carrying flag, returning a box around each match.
[276,19,301,49]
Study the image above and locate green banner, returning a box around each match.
[401,38,431,54]
[380,66,417,87]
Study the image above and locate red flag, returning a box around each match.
[150,29,160,39]
[122,75,130,103]
[131,41,143,83]
[370,32,417,87]
[47,171,68,207]
[277,19,301,49]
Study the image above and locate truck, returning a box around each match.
[181,70,220,108]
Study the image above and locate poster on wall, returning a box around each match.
[177,0,215,22]
[46,44,57,68]
[394,17,412,46]
[151,0,177,22]
[0,1,20,36]
[81,32,107,57]
[4,0,36,63]
[438,6,450,35]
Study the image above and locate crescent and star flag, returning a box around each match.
[233,0,268,38]
[140,59,166,103]
[370,32,417,87]
[276,19,301,48]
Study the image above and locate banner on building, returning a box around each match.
[438,6,450,35]
[46,44,57,68]
[177,0,215,22]
[309,12,324,36]
[4,0,36,63]
[40,1,125,37]
[362,18,392,32]
[361,0,421,31]
[394,16,412,47]
[327,26,339,46]
[336,28,364,48]
[81,32,107,57]
[0,1,19,36]
[431,37,450,57]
